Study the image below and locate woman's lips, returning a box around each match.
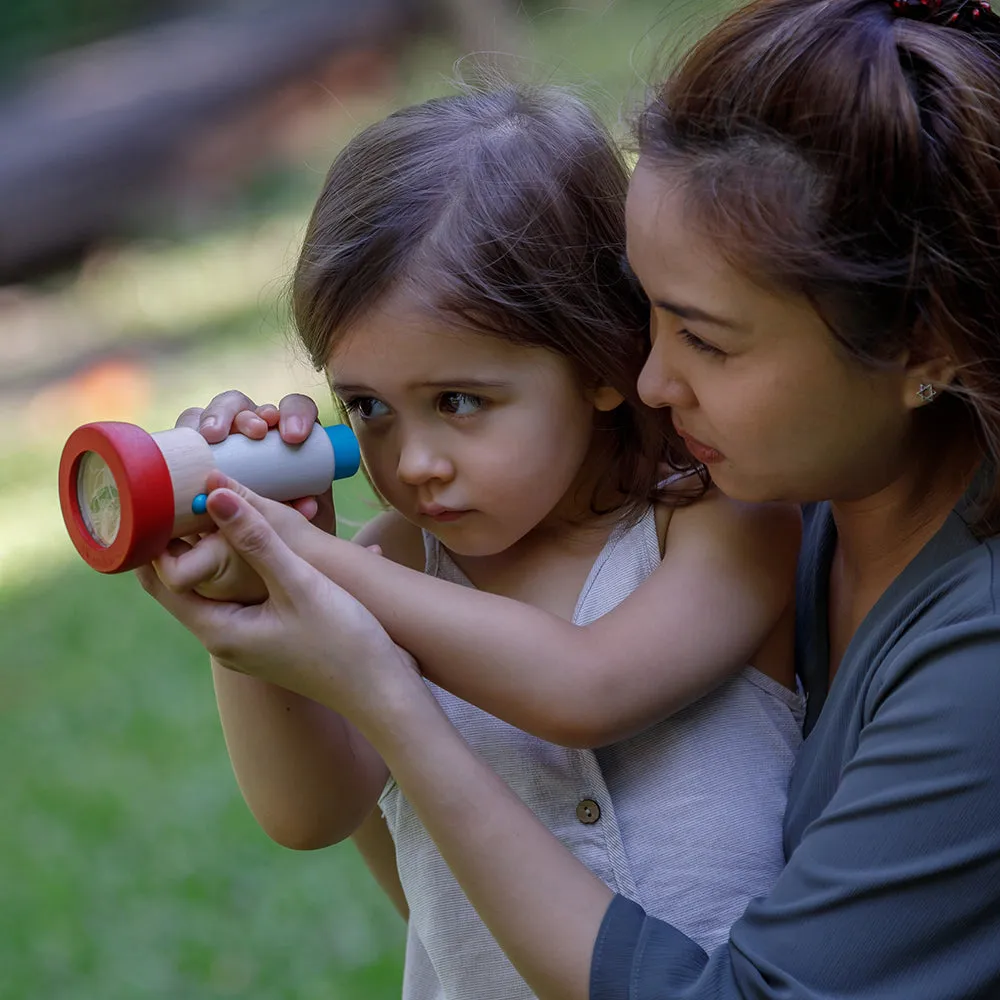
[675,428,725,465]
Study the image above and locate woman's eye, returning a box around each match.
[438,391,484,416]
[343,396,390,420]
[679,329,726,357]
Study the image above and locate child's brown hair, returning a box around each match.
[293,85,702,523]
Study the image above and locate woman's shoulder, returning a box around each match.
[867,530,1000,701]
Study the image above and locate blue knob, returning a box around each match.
[324,424,361,480]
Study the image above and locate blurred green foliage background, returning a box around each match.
[0,2,729,997]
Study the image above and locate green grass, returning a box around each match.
[0,474,401,1000]
[0,3,737,996]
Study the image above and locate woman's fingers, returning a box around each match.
[135,561,247,659]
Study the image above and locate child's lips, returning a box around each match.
[419,504,471,523]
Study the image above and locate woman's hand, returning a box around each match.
[138,486,419,717]
[153,470,328,603]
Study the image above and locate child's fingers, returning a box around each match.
[174,406,205,431]
[255,403,280,429]
[311,488,336,535]
[197,390,260,443]
[232,408,270,440]
[276,393,320,443]
[290,496,320,521]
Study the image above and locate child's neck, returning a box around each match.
[448,494,630,621]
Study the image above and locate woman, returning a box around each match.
[140,0,1000,995]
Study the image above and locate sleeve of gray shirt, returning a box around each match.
[590,621,1000,999]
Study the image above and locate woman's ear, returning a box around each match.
[902,354,959,410]
[590,385,625,412]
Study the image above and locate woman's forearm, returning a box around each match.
[355,673,613,1000]
[212,657,388,848]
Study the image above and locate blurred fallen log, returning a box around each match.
[0,0,428,285]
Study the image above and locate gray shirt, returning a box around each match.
[591,479,1000,998]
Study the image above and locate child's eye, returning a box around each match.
[343,396,390,420]
[679,329,726,358]
[437,391,484,417]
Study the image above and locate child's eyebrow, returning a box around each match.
[412,379,512,391]
[330,379,512,395]
[329,382,374,396]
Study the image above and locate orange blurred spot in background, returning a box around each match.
[27,357,152,438]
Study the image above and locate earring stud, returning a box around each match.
[917,383,938,403]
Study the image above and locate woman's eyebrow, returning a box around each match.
[652,298,747,332]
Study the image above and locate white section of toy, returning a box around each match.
[154,423,355,537]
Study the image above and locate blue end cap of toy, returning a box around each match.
[191,493,208,515]
[324,424,361,479]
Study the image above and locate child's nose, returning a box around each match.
[396,435,453,486]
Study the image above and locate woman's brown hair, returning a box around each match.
[639,0,1000,532]
[292,85,702,523]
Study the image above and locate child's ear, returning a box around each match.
[590,385,625,412]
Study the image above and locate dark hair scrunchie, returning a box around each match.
[890,0,1000,31]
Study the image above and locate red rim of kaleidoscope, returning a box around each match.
[58,422,175,573]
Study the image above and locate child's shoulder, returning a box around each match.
[351,510,425,572]
[655,487,801,574]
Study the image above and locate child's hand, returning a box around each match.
[175,390,332,532]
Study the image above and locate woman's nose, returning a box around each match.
[637,334,696,410]
[396,434,454,486]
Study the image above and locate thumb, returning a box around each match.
[204,488,310,600]
[204,469,264,508]
[204,470,297,524]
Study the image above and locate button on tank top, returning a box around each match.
[379,505,804,1000]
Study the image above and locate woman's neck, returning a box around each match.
[831,434,979,582]
[827,426,981,676]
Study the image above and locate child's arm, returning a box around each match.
[301,490,800,748]
[352,806,408,921]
